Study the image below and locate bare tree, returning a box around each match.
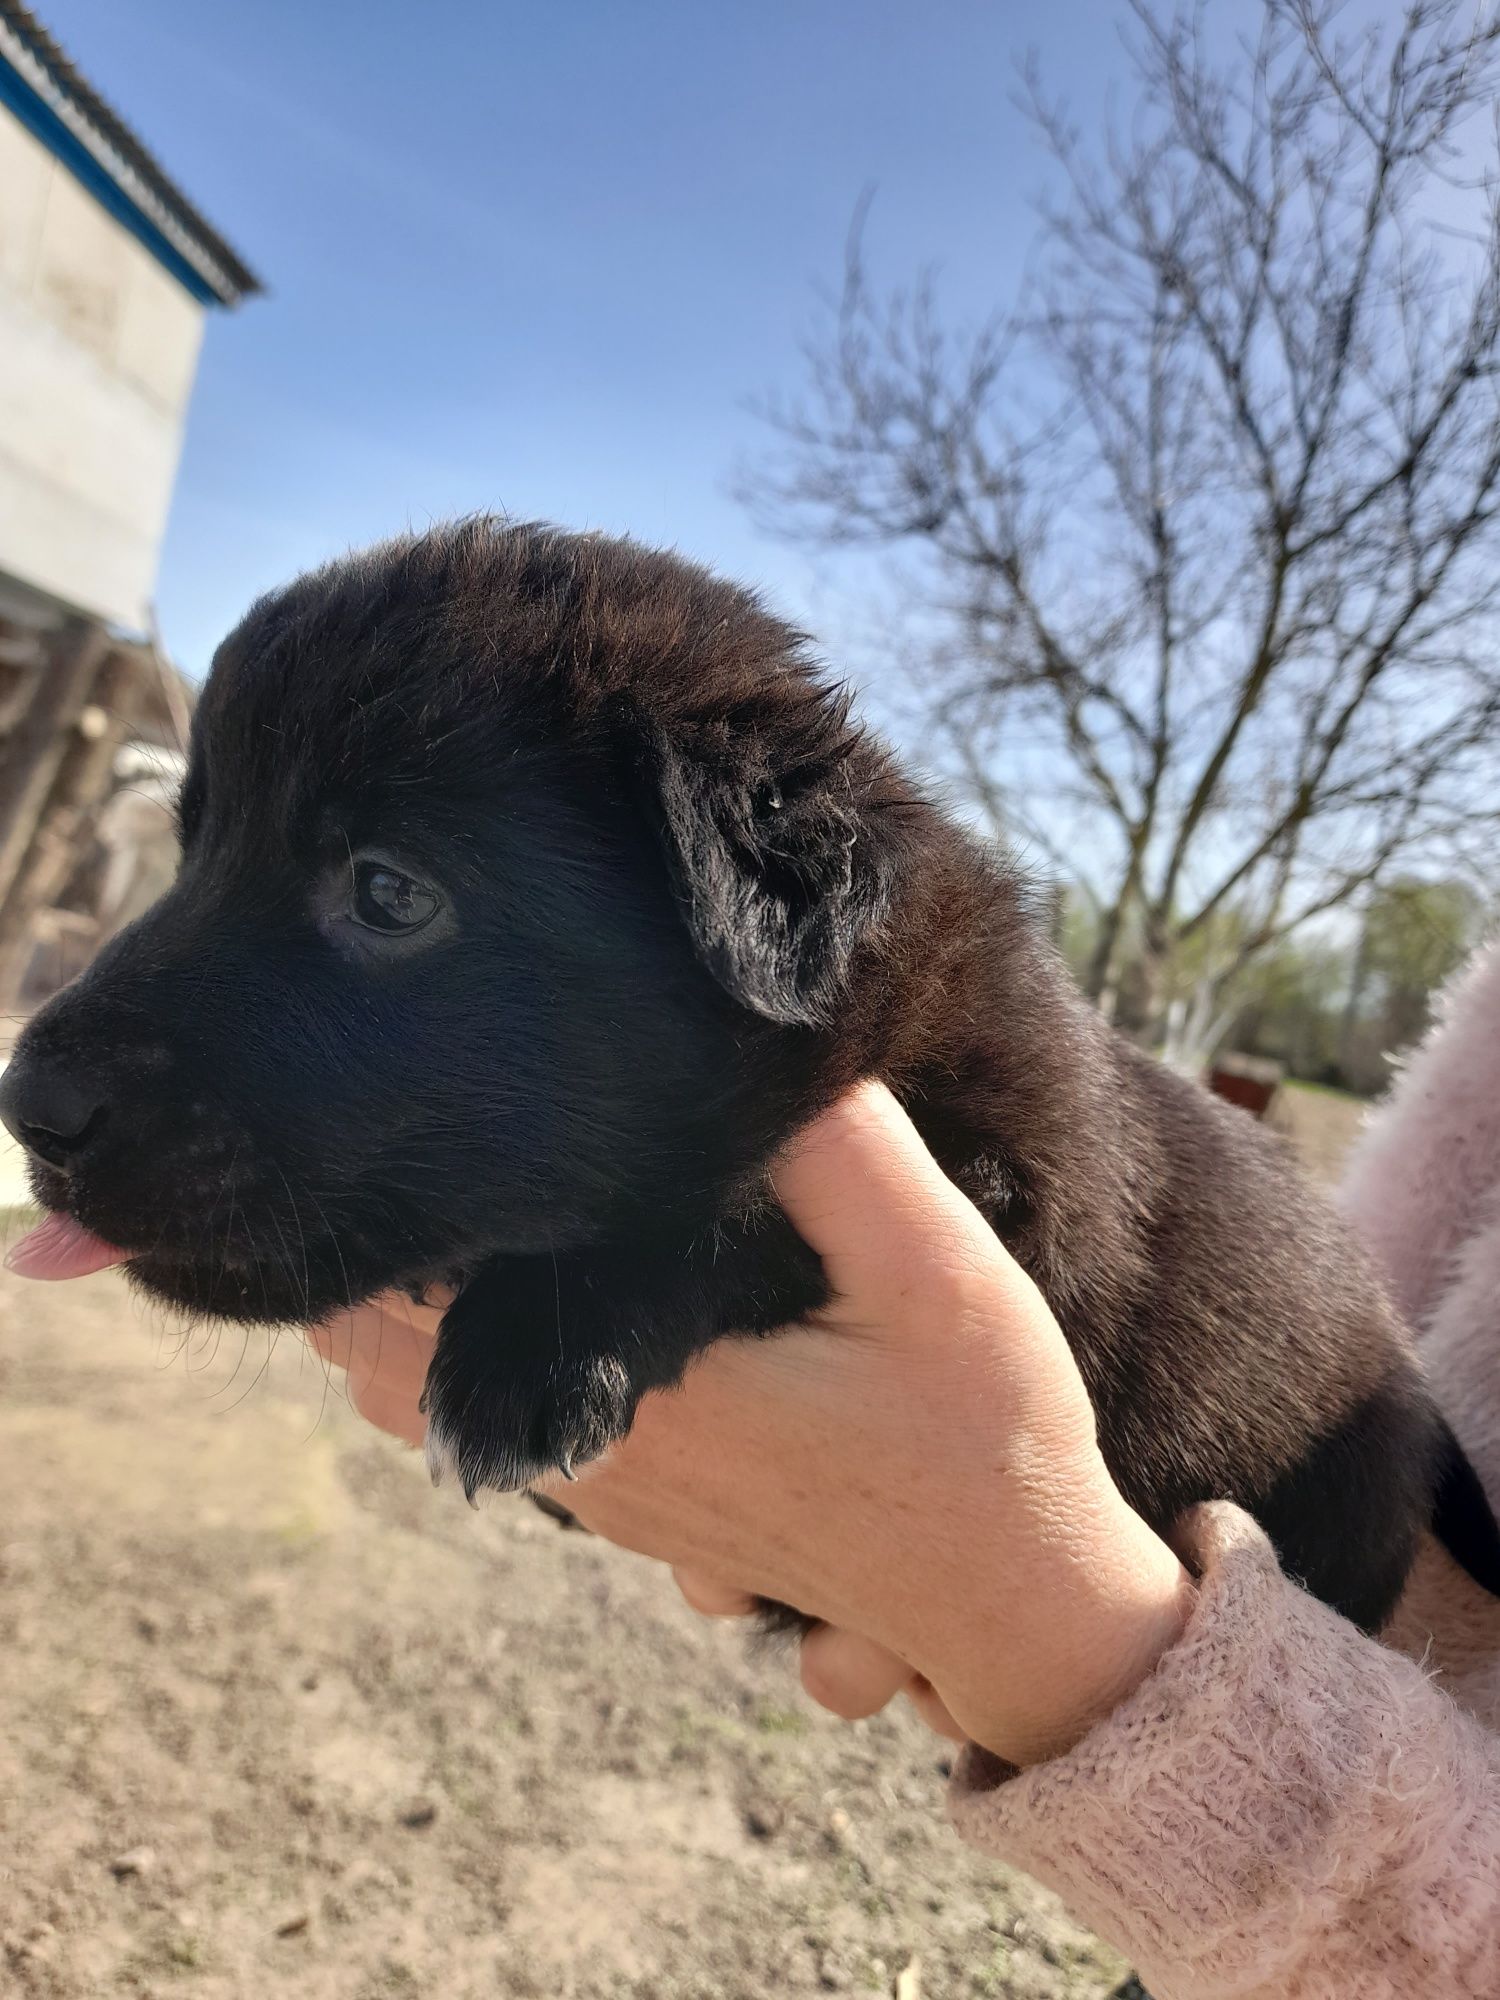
[744,0,1500,1021]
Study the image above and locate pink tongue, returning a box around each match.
[5,1211,129,1280]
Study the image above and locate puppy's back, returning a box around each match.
[1095,1041,1437,1627]
[870,843,1440,1630]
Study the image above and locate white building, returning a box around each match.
[0,0,258,634]
[0,2,258,1015]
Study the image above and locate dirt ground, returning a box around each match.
[1265,1081,1368,1186]
[0,1259,1130,2000]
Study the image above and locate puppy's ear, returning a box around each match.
[647,722,900,1027]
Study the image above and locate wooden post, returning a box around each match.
[0,619,109,919]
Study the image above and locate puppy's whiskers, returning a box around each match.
[213,1321,278,1415]
[271,1164,313,1324]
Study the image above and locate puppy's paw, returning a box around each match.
[421,1345,637,1501]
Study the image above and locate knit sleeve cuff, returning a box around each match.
[948,1500,1498,1991]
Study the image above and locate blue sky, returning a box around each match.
[42,0,1130,682]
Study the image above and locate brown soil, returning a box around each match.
[0,1263,1128,2000]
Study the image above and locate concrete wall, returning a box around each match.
[0,105,205,632]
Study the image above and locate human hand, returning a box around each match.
[311,1084,1191,1766]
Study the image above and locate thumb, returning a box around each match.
[770,1081,1030,1316]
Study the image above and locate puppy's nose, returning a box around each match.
[0,1055,109,1171]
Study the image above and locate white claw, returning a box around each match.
[424,1413,462,1491]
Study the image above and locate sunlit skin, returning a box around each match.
[310,1083,1193,1767]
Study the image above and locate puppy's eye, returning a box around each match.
[350,862,441,935]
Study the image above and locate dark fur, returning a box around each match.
[3,521,1487,1631]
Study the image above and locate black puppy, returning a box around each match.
[3,521,1493,1633]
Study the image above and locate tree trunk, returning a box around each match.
[1338,916,1373,1087]
[1084,881,1134,1002]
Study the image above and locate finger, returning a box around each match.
[305,1315,350,1370]
[903,1675,969,1742]
[347,1371,428,1449]
[308,1298,440,1449]
[311,1290,449,1354]
[770,1081,1013,1308]
[324,1295,441,1385]
[308,1298,417,1375]
[799,1624,913,1720]
[671,1568,759,1619]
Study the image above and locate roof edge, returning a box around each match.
[0,2,261,306]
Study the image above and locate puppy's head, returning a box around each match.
[1,522,905,1322]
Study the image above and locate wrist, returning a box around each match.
[945,1501,1195,1768]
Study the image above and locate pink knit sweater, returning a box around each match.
[950,942,1500,1999]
